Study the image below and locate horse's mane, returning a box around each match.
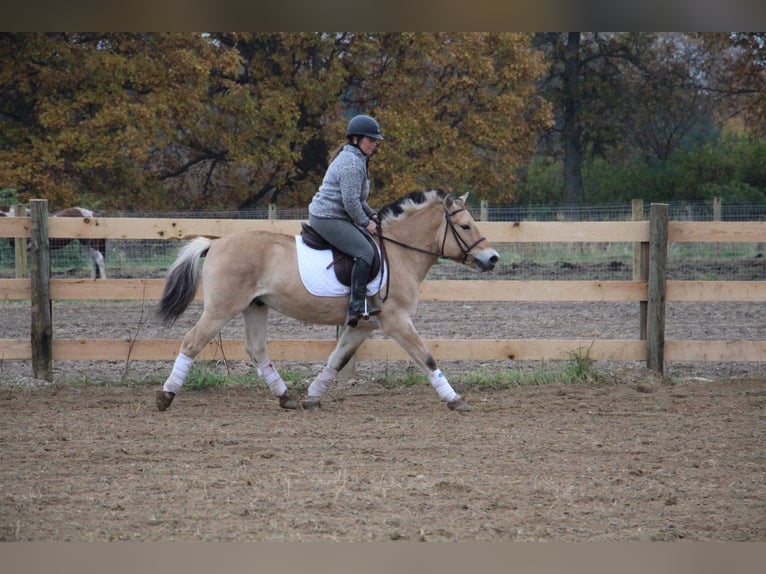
[378,189,449,223]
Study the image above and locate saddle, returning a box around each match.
[300,222,381,287]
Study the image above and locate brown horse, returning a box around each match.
[1,206,106,278]
[51,207,107,279]
[155,189,499,413]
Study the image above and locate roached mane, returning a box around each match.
[377,189,449,224]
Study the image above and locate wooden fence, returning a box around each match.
[1,199,764,381]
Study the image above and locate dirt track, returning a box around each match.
[1,299,765,541]
[1,377,764,541]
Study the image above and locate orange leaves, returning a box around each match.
[1,33,553,210]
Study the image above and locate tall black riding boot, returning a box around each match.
[346,258,381,327]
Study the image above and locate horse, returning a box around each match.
[50,207,107,279]
[155,189,499,413]
[0,206,106,278]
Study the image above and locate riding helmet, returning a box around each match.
[346,115,384,140]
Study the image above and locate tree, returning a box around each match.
[0,33,239,210]
[162,32,353,210]
[344,33,552,205]
[0,33,552,211]
[534,32,651,206]
[699,33,766,136]
[560,32,584,207]
[621,34,727,163]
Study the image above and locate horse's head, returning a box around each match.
[440,192,499,272]
[378,189,499,272]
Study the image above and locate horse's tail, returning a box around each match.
[157,237,212,326]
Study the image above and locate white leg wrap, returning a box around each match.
[163,352,194,394]
[307,365,337,398]
[258,361,288,397]
[429,369,457,402]
[90,249,106,279]
[95,252,106,279]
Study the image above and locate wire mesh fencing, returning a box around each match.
[1,200,765,281]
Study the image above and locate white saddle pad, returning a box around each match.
[295,235,386,297]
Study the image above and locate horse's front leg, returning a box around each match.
[303,323,374,410]
[380,313,470,412]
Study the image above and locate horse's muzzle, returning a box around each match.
[474,250,499,272]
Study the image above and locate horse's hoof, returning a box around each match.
[447,396,471,412]
[156,391,175,411]
[302,396,322,410]
[279,390,299,410]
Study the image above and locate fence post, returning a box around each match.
[631,199,644,281]
[647,203,668,373]
[712,197,722,221]
[30,199,53,381]
[11,203,28,278]
[632,199,648,339]
[480,200,488,222]
[268,203,277,220]
[713,197,722,257]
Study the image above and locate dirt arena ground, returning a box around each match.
[1,300,765,541]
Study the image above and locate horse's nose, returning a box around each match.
[478,251,499,271]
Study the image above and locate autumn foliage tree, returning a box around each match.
[0,32,551,211]
[0,33,241,210]
[343,33,553,205]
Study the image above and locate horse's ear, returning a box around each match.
[459,192,469,203]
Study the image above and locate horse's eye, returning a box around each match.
[460,224,471,230]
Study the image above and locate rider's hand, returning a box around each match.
[366,219,378,235]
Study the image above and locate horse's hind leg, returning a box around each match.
[241,303,298,409]
[303,323,374,410]
[156,310,230,411]
[89,247,106,279]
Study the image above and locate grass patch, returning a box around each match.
[183,361,304,391]
[467,345,601,389]
[375,345,602,391]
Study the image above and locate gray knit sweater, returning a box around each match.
[308,144,376,227]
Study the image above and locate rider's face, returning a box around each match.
[358,136,380,157]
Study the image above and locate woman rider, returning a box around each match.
[308,114,384,327]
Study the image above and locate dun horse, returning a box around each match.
[156,189,499,413]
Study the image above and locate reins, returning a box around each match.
[375,199,487,302]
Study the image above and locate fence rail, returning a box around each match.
[1,199,765,380]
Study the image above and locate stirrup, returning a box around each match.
[346,300,380,327]
[361,299,381,319]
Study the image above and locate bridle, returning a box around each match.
[374,197,487,300]
[378,199,487,263]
